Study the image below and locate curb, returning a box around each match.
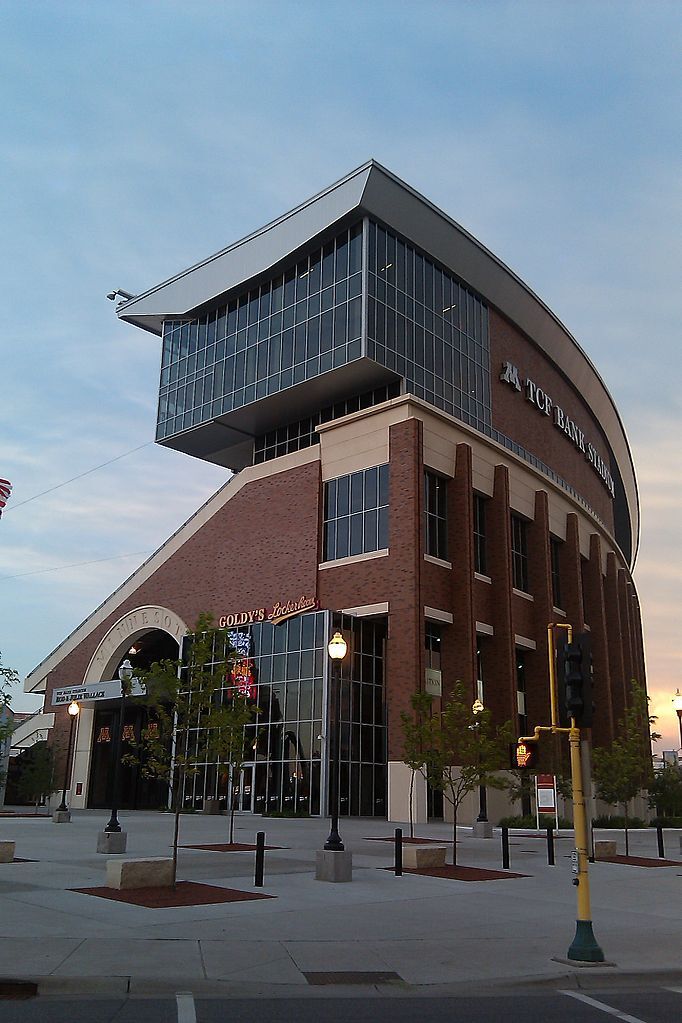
[2,967,682,1000]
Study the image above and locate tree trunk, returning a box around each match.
[452,804,458,866]
[623,802,629,857]
[409,769,415,839]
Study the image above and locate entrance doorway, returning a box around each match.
[232,765,254,813]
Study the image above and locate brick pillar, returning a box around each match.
[628,584,646,686]
[446,443,476,696]
[604,552,627,722]
[582,534,615,744]
[486,465,516,728]
[386,418,424,761]
[618,569,635,703]
[526,490,553,730]
[560,514,584,631]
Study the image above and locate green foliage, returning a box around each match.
[124,613,258,879]
[650,816,682,828]
[648,764,682,819]
[592,814,647,829]
[0,651,19,753]
[592,681,657,854]
[498,814,572,829]
[14,741,57,807]
[401,682,512,863]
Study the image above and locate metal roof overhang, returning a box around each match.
[115,159,640,563]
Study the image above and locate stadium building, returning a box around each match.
[25,161,645,822]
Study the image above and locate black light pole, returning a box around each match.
[674,689,682,751]
[324,631,347,851]
[56,700,80,812]
[472,698,488,823]
[105,658,134,834]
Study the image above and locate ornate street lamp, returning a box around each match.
[472,698,488,823]
[104,658,134,834]
[324,631,348,851]
[673,688,682,750]
[55,700,80,814]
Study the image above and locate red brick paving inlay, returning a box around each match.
[71,881,275,907]
[382,865,528,881]
[181,843,284,852]
[597,855,682,867]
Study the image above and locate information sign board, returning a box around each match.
[51,679,146,707]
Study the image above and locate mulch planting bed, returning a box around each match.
[382,864,528,881]
[596,855,682,867]
[181,843,284,852]
[71,881,275,908]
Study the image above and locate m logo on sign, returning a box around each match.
[499,361,522,392]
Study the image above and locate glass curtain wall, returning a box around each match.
[366,219,492,431]
[179,611,387,817]
[332,613,387,817]
[158,223,363,441]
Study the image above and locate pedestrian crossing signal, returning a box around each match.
[511,740,539,770]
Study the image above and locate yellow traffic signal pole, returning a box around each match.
[519,622,604,963]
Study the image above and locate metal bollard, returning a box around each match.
[656,823,665,859]
[546,825,555,865]
[501,825,510,869]
[394,827,403,876]
[254,831,265,887]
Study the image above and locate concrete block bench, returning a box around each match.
[0,841,16,863]
[402,844,447,869]
[594,840,618,859]
[106,857,174,890]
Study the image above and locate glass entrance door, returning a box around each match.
[232,765,254,813]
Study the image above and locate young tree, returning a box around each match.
[0,653,18,799]
[648,763,682,821]
[15,741,57,811]
[125,614,257,884]
[592,680,658,855]
[401,693,429,838]
[209,695,259,844]
[401,682,512,864]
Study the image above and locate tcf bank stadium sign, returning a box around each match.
[219,594,319,629]
[499,361,615,498]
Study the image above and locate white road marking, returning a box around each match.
[667,987,682,994]
[176,991,197,1023]
[561,990,648,1023]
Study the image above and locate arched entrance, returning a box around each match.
[70,606,188,810]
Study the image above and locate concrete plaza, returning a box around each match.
[0,810,680,996]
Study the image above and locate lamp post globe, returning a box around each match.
[119,658,134,686]
[325,631,348,851]
[56,700,80,814]
[472,698,488,824]
[104,657,136,834]
[328,632,347,661]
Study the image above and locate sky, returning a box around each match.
[1,1,680,749]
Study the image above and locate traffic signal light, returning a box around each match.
[559,632,593,727]
[511,740,539,770]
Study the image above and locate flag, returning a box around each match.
[0,479,11,517]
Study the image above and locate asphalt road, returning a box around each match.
[1,988,682,1023]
